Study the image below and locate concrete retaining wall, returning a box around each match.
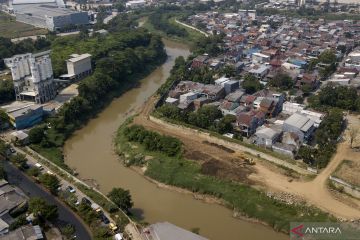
[329,175,360,199]
[150,116,310,175]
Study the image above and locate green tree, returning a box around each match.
[241,74,263,94]
[10,153,27,169]
[107,188,133,212]
[188,105,222,129]
[29,127,45,144]
[297,145,316,164]
[269,73,294,90]
[0,160,7,180]
[39,174,60,195]
[29,197,58,221]
[216,115,236,134]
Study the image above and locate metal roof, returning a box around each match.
[143,222,208,240]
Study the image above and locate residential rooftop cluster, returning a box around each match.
[0,179,44,239]
[162,11,360,159]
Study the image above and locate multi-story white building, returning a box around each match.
[60,53,92,80]
[4,51,56,104]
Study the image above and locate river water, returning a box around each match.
[64,39,287,240]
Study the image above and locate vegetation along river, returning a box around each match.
[64,39,287,240]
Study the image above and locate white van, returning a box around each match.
[35,163,43,170]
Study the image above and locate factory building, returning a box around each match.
[7,105,44,130]
[10,0,89,31]
[4,50,56,104]
[60,53,92,80]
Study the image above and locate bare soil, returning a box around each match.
[133,96,360,219]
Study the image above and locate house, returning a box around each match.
[225,90,245,103]
[272,142,297,159]
[10,131,29,145]
[194,97,211,110]
[252,52,270,63]
[201,84,225,100]
[219,100,240,115]
[296,73,319,90]
[235,110,264,137]
[165,97,179,105]
[241,95,257,107]
[191,55,209,69]
[282,113,316,142]
[223,80,239,94]
[0,180,27,223]
[255,126,282,147]
[179,92,198,103]
[248,65,270,79]
[259,98,278,117]
[282,132,301,150]
[0,225,43,240]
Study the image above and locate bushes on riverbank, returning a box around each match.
[124,125,182,157]
[30,29,167,168]
[116,120,335,233]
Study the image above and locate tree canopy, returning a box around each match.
[39,173,60,195]
[29,197,58,221]
[241,74,263,94]
[107,188,133,212]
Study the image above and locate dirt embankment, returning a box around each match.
[132,96,360,220]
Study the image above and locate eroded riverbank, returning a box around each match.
[64,39,287,240]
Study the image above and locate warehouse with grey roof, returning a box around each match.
[10,0,89,31]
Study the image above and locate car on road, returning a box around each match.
[9,148,16,154]
[35,163,43,170]
[67,186,76,193]
[81,197,91,205]
[99,212,110,224]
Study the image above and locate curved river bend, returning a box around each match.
[64,39,287,240]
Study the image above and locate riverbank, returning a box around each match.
[115,119,336,234]
[30,31,167,171]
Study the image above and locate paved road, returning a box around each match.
[4,161,92,240]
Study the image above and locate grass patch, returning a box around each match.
[139,16,203,47]
[333,159,360,188]
[0,12,48,38]
[29,144,68,171]
[116,119,336,233]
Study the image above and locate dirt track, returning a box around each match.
[133,96,360,219]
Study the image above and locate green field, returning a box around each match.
[0,12,48,39]
[140,16,204,47]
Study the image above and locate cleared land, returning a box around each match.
[131,95,360,219]
[334,160,360,187]
[0,12,48,39]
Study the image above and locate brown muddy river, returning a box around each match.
[64,39,287,240]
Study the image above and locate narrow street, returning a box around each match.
[4,161,92,240]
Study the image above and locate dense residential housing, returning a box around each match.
[160,10,360,159]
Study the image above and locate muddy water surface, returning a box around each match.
[64,39,287,240]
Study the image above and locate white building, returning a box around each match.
[125,0,146,8]
[60,53,92,80]
[4,51,56,104]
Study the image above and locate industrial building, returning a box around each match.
[141,222,209,240]
[4,51,56,104]
[6,105,44,130]
[60,53,92,80]
[10,0,89,31]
